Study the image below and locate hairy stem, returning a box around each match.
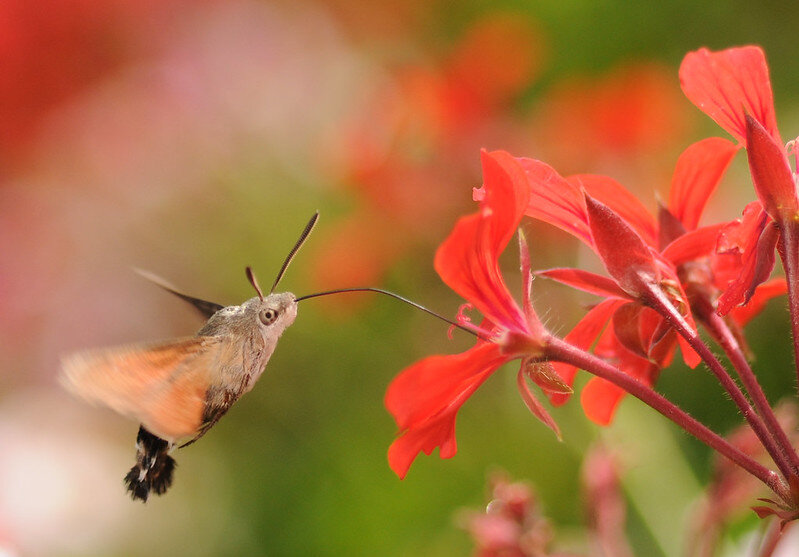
[644,284,796,488]
[693,294,799,474]
[777,220,799,399]
[546,336,790,503]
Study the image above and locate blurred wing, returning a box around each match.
[60,336,224,441]
[134,268,225,319]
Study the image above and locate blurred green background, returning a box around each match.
[2,0,799,555]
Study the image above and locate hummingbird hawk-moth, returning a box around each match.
[60,213,318,502]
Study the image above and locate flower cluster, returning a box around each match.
[386,45,799,548]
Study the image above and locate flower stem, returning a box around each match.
[643,284,797,487]
[692,294,799,475]
[777,219,799,394]
[545,336,791,503]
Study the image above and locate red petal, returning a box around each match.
[729,277,787,327]
[661,223,726,265]
[537,267,631,299]
[549,299,625,406]
[745,115,799,221]
[612,302,648,359]
[584,193,660,297]
[385,343,505,478]
[569,174,657,246]
[581,342,662,425]
[668,137,739,229]
[436,151,530,331]
[516,157,593,246]
[677,333,702,369]
[581,377,626,426]
[679,46,780,144]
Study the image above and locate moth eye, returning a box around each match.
[259,308,279,325]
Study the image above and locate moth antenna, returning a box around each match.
[270,212,319,294]
[295,287,486,340]
[245,267,264,302]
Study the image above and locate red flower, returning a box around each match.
[384,150,558,479]
[679,46,794,312]
[514,134,785,424]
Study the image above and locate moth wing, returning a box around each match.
[60,337,224,441]
[134,268,225,319]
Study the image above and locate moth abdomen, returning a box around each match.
[124,426,176,502]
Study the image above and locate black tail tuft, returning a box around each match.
[124,426,177,502]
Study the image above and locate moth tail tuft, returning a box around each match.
[124,426,177,503]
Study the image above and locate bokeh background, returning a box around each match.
[3,1,799,555]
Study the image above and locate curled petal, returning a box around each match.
[436,151,531,332]
[717,219,779,315]
[385,343,506,478]
[668,137,739,230]
[679,46,780,144]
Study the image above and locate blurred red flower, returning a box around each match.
[313,13,545,295]
[0,0,197,169]
[533,63,692,179]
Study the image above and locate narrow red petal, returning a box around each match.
[516,157,593,246]
[745,115,799,221]
[679,46,780,144]
[435,151,530,331]
[729,277,787,327]
[584,193,660,297]
[569,174,657,247]
[537,267,631,299]
[516,367,561,439]
[661,223,726,265]
[677,332,702,369]
[668,137,739,229]
[385,343,505,478]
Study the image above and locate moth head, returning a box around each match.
[241,267,297,340]
[247,292,298,337]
